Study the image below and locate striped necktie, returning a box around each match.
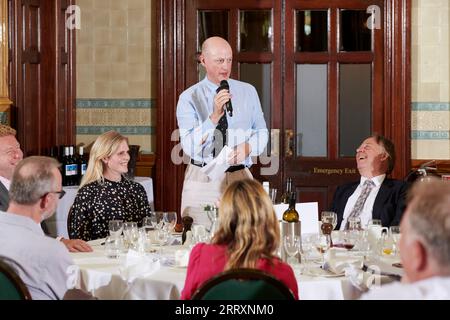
[345,180,375,229]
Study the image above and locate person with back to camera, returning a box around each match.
[68,130,152,241]
[360,178,450,299]
[181,179,299,299]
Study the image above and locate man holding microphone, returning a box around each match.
[176,36,268,226]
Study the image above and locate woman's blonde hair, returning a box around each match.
[212,179,280,270]
[80,131,128,188]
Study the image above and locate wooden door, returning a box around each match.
[284,0,385,215]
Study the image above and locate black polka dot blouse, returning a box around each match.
[68,178,151,241]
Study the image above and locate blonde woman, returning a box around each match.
[68,131,151,241]
[181,179,298,299]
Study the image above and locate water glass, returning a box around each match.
[389,226,401,254]
[348,217,362,231]
[269,188,278,204]
[321,211,337,230]
[105,236,123,259]
[163,212,177,232]
[108,220,123,239]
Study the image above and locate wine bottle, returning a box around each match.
[280,178,292,204]
[282,191,299,223]
[77,146,87,185]
[62,146,69,186]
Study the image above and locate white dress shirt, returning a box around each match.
[0,176,11,190]
[339,174,386,230]
[360,276,450,300]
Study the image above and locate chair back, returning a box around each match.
[0,257,32,300]
[192,268,295,300]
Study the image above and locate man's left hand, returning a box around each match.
[61,238,93,252]
[228,143,251,165]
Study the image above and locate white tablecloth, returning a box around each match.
[70,241,396,300]
[45,177,154,238]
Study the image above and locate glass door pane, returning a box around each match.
[239,10,272,52]
[340,10,372,52]
[296,64,328,157]
[339,64,372,157]
[296,10,328,52]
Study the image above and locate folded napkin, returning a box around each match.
[174,249,190,267]
[323,248,364,275]
[119,249,160,283]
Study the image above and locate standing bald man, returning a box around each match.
[176,37,268,226]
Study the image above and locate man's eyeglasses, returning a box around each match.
[49,190,66,199]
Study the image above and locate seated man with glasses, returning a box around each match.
[0,124,91,252]
[0,156,90,299]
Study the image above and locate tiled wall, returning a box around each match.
[76,0,155,153]
[411,0,450,159]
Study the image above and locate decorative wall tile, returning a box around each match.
[412,139,450,159]
[412,111,450,131]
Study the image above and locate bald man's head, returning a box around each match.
[199,37,233,85]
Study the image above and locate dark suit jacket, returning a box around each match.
[331,178,409,229]
[0,181,9,212]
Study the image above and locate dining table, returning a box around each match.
[69,232,401,300]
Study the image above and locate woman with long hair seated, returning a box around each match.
[68,131,151,241]
[181,179,298,299]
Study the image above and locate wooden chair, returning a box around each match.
[0,257,32,300]
[191,268,295,300]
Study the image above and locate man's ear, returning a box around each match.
[411,239,428,272]
[39,193,49,210]
[199,54,206,67]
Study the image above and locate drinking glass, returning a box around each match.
[142,217,154,234]
[123,222,139,249]
[269,188,278,204]
[163,211,177,232]
[105,236,123,259]
[154,211,165,230]
[389,226,401,255]
[380,232,395,256]
[348,217,362,231]
[284,235,301,265]
[313,234,330,265]
[108,220,123,239]
[341,230,357,250]
[321,211,337,230]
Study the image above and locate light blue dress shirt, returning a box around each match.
[176,77,269,167]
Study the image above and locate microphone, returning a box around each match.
[216,80,233,117]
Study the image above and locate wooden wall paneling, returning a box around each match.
[8,0,75,156]
[0,0,12,121]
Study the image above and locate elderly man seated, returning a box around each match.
[331,134,408,230]
[360,178,450,299]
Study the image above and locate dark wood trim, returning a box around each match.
[384,0,411,180]
[156,0,186,213]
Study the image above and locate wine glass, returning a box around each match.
[269,188,277,204]
[154,211,165,231]
[108,220,123,239]
[321,211,337,230]
[313,234,330,265]
[163,211,177,232]
[284,235,301,265]
[142,216,154,234]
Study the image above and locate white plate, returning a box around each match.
[304,267,345,278]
